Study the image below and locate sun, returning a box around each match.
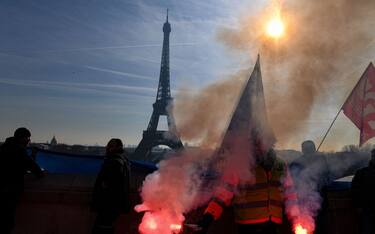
[266,17,284,39]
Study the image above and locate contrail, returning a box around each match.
[0,78,155,99]
[83,65,156,81]
[0,51,157,82]
[28,1,112,36]
[0,43,198,54]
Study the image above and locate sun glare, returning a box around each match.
[266,17,284,39]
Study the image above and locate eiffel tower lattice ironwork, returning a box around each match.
[134,10,183,159]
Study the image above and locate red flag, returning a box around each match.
[343,62,375,146]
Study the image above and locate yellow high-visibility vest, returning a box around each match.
[232,160,285,224]
[205,159,294,224]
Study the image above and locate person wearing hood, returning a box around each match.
[0,127,44,234]
[91,138,131,234]
[352,149,375,234]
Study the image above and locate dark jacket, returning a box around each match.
[352,163,375,211]
[0,137,43,194]
[92,153,130,214]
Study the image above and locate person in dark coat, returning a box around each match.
[0,127,44,234]
[92,138,130,234]
[352,149,375,234]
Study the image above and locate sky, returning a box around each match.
[0,0,374,150]
[0,0,259,145]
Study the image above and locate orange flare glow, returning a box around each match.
[146,217,157,230]
[138,210,184,234]
[295,224,308,234]
[170,224,182,230]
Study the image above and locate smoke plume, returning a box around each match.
[135,148,215,234]
[286,148,370,233]
[174,0,375,148]
[174,69,249,148]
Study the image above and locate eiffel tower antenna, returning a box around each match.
[134,10,183,160]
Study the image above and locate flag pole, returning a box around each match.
[316,63,372,151]
[316,109,342,151]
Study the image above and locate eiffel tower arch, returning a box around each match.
[134,10,183,160]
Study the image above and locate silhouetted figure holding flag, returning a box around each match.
[352,149,375,234]
[195,144,295,234]
[192,56,297,234]
[91,138,130,234]
[0,127,44,234]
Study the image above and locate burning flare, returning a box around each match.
[295,224,308,234]
[136,204,184,234]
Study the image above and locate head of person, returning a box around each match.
[253,138,275,169]
[106,138,124,156]
[14,127,31,147]
[262,148,276,170]
[301,140,316,155]
[370,149,375,167]
[254,138,266,159]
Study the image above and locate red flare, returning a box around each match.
[170,224,182,231]
[138,210,184,234]
[145,216,157,230]
[295,224,308,234]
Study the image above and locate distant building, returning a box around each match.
[50,136,57,146]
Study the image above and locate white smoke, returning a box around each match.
[135,148,215,234]
[135,139,259,234]
[285,147,370,233]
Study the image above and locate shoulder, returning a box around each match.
[114,154,130,165]
[1,138,16,151]
[274,157,286,170]
[103,157,122,170]
[360,166,374,176]
[105,154,129,168]
[353,167,367,179]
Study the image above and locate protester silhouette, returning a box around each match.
[91,138,131,234]
[0,127,44,234]
[289,140,330,234]
[352,149,375,234]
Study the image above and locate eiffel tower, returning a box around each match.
[134,10,183,159]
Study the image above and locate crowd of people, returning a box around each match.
[0,127,374,234]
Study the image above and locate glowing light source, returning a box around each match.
[266,17,284,38]
[138,210,184,234]
[265,0,285,39]
[145,217,157,230]
[170,224,182,232]
[295,224,308,234]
